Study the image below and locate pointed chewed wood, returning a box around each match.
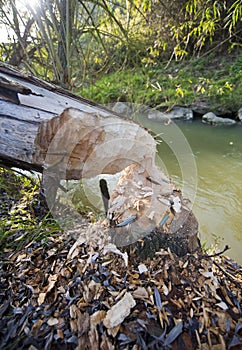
[0,63,200,257]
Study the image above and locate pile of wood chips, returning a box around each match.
[0,222,241,350]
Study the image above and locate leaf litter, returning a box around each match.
[0,219,241,350]
[0,169,241,349]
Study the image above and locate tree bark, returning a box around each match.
[8,18,35,67]
[0,62,120,173]
[0,62,200,257]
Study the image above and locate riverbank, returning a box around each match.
[79,51,242,120]
[0,169,241,349]
[0,50,241,347]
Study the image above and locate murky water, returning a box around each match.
[136,117,242,264]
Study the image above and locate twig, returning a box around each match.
[212,260,242,287]
[201,245,230,259]
[200,245,242,287]
[198,29,242,59]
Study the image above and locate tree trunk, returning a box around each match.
[8,19,35,67]
[0,62,120,172]
[0,62,200,257]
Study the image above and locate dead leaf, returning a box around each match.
[90,310,106,325]
[100,332,115,350]
[37,292,46,305]
[132,287,149,300]
[46,274,58,293]
[57,329,64,339]
[30,319,43,337]
[28,346,38,350]
[216,301,228,311]
[107,325,120,337]
[47,317,59,326]
[67,234,86,259]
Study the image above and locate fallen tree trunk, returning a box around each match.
[0,62,200,256]
[0,63,123,172]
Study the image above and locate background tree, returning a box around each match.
[0,0,241,88]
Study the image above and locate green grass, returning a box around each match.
[79,52,242,113]
[0,168,62,253]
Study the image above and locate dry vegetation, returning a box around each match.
[0,169,241,350]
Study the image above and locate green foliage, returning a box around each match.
[171,0,242,58]
[80,52,242,112]
[0,0,152,86]
[0,0,241,88]
[225,0,242,34]
[0,168,61,253]
[0,0,240,120]
[201,233,225,255]
[0,168,30,199]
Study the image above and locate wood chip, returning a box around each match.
[103,292,136,328]
[138,264,148,274]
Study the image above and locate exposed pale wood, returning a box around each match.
[0,63,121,173]
[107,163,200,256]
[0,63,200,257]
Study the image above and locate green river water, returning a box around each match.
[139,117,242,264]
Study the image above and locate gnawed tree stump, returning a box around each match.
[0,63,200,258]
[121,210,200,261]
[107,163,200,258]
